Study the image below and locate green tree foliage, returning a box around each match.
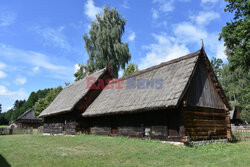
[74,64,88,81]
[217,0,250,123]
[80,6,131,78]
[219,0,250,70]
[33,86,63,116]
[0,88,53,125]
[210,57,223,78]
[220,65,250,122]
[10,100,26,121]
[122,63,139,77]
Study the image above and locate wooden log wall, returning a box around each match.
[65,121,76,135]
[150,126,168,139]
[43,123,50,133]
[90,127,111,135]
[86,109,185,141]
[51,123,63,134]
[43,117,63,134]
[183,106,227,141]
[18,123,40,129]
[118,127,144,137]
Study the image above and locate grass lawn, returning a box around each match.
[0,125,8,128]
[0,134,249,167]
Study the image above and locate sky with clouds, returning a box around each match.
[0,0,233,112]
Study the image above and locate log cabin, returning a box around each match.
[229,101,243,125]
[15,108,42,129]
[82,47,232,142]
[39,68,113,135]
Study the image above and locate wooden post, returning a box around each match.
[224,105,232,139]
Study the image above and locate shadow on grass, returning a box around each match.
[0,155,11,167]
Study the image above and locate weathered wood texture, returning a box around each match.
[185,57,225,109]
[65,121,76,135]
[118,127,144,137]
[86,109,185,140]
[90,127,111,135]
[17,123,41,129]
[43,71,113,135]
[43,122,63,134]
[183,106,227,141]
[150,126,168,139]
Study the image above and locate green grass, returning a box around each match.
[0,134,249,167]
[0,125,8,128]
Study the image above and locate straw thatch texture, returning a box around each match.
[39,68,106,117]
[83,51,201,117]
[16,108,42,121]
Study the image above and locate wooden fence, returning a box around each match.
[231,125,250,141]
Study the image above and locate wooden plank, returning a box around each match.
[150,126,168,139]
[184,119,226,124]
[186,131,227,136]
[184,115,225,120]
[185,127,227,132]
[183,106,225,113]
[184,111,226,117]
[118,127,143,138]
[190,135,227,141]
[90,127,111,135]
[184,123,227,127]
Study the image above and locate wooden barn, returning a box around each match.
[82,47,232,142]
[229,101,243,125]
[39,68,113,135]
[15,108,42,128]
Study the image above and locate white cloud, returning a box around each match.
[121,0,130,9]
[201,0,220,9]
[15,77,27,85]
[190,11,220,26]
[173,22,207,45]
[0,62,7,69]
[33,26,71,50]
[153,0,175,13]
[0,85,28,100]
[172,22,227,61]
[152,8,159,19]
[0,71,7,78]
[139,34,189,70]
[0,11,16,27]
[216,42,227,60]
[128,32,136,41]
[0,62,7,78]
[32,66,39,73]
[0,43,73,79]
[118,70,123,78]
[74,64,81,73]
[201,0,218,4]
[84,0,102,20]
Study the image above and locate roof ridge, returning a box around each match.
[108,50,201,83]
[16,108,33,120]
[66,68,106,88]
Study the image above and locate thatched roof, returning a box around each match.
[39,68,107,117]
[82,49,230,117]
[16,108,42,121]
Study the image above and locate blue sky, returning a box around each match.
[0,0,233,112]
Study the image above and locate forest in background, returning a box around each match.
[0,87,62,125]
